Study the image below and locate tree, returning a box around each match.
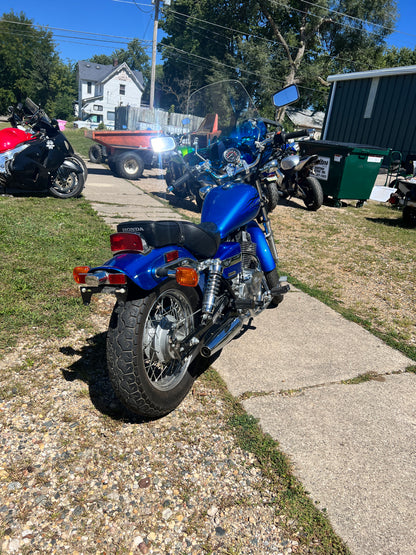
[46,61,77,120]
[90,39,150,76]
[0,11,59,113]
[382,46,416,68]
[158,0,398,114]
[159,0,253,110]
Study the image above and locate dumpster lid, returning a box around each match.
[306,140,391,156]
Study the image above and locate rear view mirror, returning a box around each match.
[151,136,176,153]
[273,85,299,108]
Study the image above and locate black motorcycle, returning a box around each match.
[0,99,87,198]
[266,126,323,211]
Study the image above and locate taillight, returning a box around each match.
[110,232,144,253]
[73,266,90,284]
[175,267,199,287]
[107,273,127,285]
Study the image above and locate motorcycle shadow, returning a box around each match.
[365,215,407,228]
[277,197,310,211]
[86,167,111,176]
[1,189,50,198]
[60,332,146,424]
[152,191,201,214]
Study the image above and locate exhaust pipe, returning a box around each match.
[200,316,244,358]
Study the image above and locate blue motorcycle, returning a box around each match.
[73,81,299,419]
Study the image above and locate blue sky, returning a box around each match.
[1,0,416,65]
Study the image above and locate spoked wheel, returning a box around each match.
[300,176,323,211]
[49,162,85,198]
[107,281,212,419]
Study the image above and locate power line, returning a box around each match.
[0,27,153,50]
[0,18,153,44]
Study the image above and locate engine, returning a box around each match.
[233,232,267,310]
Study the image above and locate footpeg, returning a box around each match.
[270,284,290,296]
[235,298,256,310]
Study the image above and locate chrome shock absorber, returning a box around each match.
[202,259,222,318]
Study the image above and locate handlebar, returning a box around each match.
[281,129,311,141]
[177,124,313,185]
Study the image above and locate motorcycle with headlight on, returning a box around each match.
[0,98,86,198]
[73,81,301,420]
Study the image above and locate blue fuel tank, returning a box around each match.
[201,182,260,239]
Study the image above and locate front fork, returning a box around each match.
[254,179,279,264]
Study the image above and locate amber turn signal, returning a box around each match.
[73,266,90,284]
[175,267,199,287]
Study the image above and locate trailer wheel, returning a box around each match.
[89,144,103,164]
[115,151,145,180]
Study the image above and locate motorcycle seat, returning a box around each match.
[295,154,319,172]
[116,220,221,259]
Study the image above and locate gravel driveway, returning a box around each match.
[1,297,312,554]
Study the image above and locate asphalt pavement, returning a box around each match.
[83,161,416,555]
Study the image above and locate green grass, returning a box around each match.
[63,127,95,159]
[0,196,111,351]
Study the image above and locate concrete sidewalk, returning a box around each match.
[83,162,416,555]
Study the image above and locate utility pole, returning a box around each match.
[149,0,160,110]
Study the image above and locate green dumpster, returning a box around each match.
[299,140,391,206]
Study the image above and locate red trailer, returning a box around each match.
[85,129,162,179]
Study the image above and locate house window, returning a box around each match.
[120,84,126,95]
[107,111,115,121]
[93,105,103,111]
[87,81,92,94]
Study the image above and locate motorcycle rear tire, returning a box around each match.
[107,281,213,419]
[301,176,323,211]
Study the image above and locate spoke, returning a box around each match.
[141,289,195,391]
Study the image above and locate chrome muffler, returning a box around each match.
[200,316,244,358]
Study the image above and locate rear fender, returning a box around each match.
[92,246,199,291]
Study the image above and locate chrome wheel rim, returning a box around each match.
[142,290,194,391]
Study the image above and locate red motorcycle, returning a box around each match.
[0,98,86,198]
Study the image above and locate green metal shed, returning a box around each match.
[322,65,416,171]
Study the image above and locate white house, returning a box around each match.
[76,60,145,129]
